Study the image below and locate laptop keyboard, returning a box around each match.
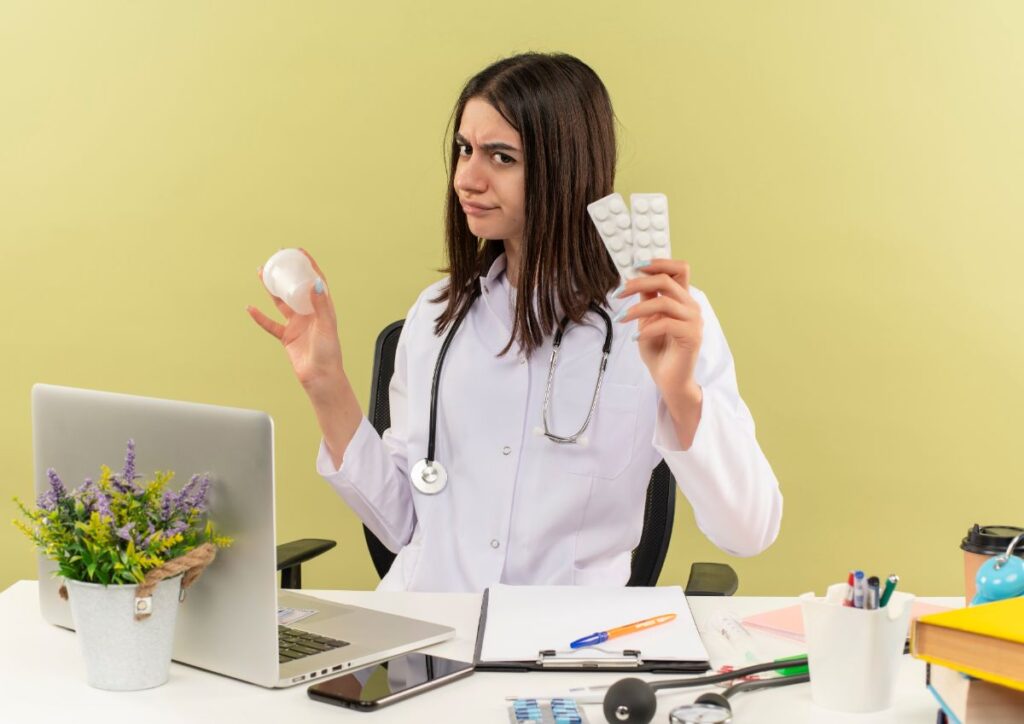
[278,625,350,664]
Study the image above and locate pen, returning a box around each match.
[852,570,866,609]
[865,576,880,610]
[569,613,677,649]
[879,574,899,607]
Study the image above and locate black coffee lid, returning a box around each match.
[961,524,1024,555]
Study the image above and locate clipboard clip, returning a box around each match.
[536,649,644,669]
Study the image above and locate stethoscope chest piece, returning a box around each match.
[411,458,448,495]
[668,701,732,724]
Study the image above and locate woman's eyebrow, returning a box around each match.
[455,132,520,154]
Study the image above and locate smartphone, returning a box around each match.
[307,652,474,711]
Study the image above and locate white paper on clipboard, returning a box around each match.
[478,584,708,663]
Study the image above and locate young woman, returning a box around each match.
[248,53,782,592]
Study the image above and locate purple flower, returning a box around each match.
[175,475,197,511]
[192,474,211,514]
[95,490,113,521]
[166,520,188,538]
[122,438,136,487]
[115,522,135,541]
[178,474,212,514]
[111,439,140,494]
[48,468,66,498]
[160,489,179,521]
[74,478,97,511]
[36,468,67,510]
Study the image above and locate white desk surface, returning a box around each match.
[1,580,961,724]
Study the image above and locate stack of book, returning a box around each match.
[911,596,1024,723]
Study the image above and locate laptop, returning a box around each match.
[30,384,455,688]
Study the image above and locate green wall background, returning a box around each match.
[2,1,1022,596]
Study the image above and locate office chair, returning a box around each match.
[277,320,738,596]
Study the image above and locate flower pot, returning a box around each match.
[64,574,182,690]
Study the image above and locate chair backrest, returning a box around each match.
[362,320,675,587]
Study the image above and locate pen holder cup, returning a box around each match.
[799,583,915,713]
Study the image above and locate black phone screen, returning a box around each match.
[308,653,473,706]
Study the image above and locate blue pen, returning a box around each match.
[569,613,676,649]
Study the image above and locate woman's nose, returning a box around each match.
[455,156,487,195]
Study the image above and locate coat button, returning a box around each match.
[490,539,500,549]
[502,446,511,455]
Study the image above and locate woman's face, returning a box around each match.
[453,98,526,244]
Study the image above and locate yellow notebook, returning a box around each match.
[911,597,1024,692]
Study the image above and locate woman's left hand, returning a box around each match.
[614,258,703,400]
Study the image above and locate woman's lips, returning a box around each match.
[461,202,496,216]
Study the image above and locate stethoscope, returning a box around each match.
[410,288,614,495]
[601,659,810,724]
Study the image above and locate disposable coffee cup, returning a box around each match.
[961,524,1024,603]
[800,583,914,713]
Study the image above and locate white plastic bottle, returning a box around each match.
[261,249,317,315]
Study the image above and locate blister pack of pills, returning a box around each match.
[587,192,672,280]
[508,697,589,724]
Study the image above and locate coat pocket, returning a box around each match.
[539,381,641,480]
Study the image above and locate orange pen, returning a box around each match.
[569,613,677,649]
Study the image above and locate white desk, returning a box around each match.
[0,580,960,723]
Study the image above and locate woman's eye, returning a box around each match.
[493,153,515,165]
[457,143,471,157]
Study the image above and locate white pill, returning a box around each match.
[616,213,630,229]
[592,204,609,221]
[616,251,632,267]
[651,197,666,213]
[610,198,626,214]
[653,232,668,247]
[634,198,650,213]
[609,237,624,252]
[635,232,651,247]
[634,215,650,231]
[651,214,666,230]
[635,248,652,262]
[602,221,617,236]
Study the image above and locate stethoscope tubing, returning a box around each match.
[649,657,809,693]
[420,289,613,472]
[425,289,481,465]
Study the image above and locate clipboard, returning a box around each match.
[472,585,711,673]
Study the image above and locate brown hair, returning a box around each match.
[431,52,620,357]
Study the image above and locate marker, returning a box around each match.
[569,613,676,649]
[879,574,899,608]
[852,570,866,609]
[866,576,880,610]
[843,571,855,607]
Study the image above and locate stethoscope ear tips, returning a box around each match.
[602,677,657,724]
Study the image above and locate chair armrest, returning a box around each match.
[685,562,739,596]
[276,538,336,589]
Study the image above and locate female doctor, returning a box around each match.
[248,53,782,592]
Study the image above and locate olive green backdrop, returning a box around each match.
[2,1,1022,596]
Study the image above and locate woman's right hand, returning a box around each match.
[247,249,345,399]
